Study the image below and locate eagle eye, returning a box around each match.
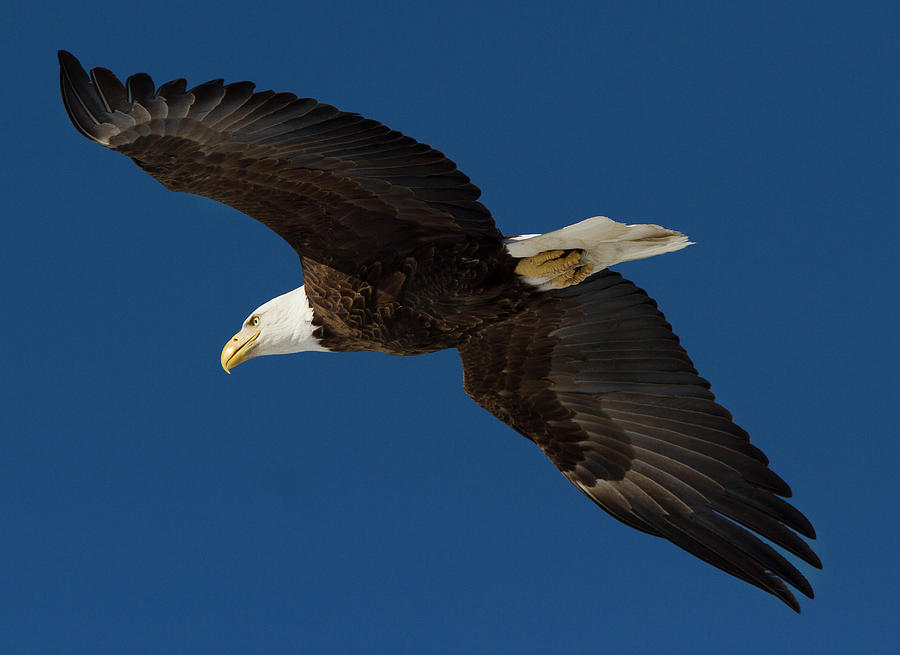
[249,315,260,327]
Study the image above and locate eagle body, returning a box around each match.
[300,241,525,355]
[58,51,821,611]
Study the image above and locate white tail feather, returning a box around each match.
[506,216,692,289]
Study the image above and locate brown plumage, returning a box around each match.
[58,50,820,611]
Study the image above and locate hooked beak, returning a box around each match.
[221,327,260,373]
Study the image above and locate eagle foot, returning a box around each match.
[547,263,594,288]
[516,250,592,287]
[515,249,583,277]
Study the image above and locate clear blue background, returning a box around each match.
[2,1,897,652]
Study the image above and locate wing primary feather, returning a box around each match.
[186,79,226,120]
[58,50,104,138]
[662,512,803,612]
[89,67,129,113]
[211,89,275,131]
[713,495,822,567]
[156,78,187,98]
[692,510,814,598]
[125,73,155,105]
[227,91,298,133]
[201,81,256,126]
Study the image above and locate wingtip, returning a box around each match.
[58,50,126,145]
[58,49,83,73]
[58,49,100,141]
[766,574,803,612]
[808,549,823,570]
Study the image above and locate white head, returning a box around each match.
[220,285,330,372]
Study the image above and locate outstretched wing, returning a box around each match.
[58,51,500,273]
[458,270,820,611]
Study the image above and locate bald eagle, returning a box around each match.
[58,50,819,611]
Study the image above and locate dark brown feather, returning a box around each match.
[58,50,500,277]
[458,270,820,611]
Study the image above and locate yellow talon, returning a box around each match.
[515,249,582,277]
[547,264,594,289]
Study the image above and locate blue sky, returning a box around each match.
[2,1,897,652]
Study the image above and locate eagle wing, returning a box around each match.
[458,270,821,611]
[58,51,500,273]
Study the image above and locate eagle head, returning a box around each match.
[220,285,328,372]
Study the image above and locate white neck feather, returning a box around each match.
[251,285,331,355]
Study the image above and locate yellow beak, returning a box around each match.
[221,327,260,373]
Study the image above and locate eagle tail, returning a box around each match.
[505,215,692,290]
